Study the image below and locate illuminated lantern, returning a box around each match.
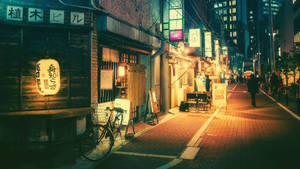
[36,59,60,95]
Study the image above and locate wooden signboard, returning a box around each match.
[149,88,160,114]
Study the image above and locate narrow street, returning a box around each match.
[95,84,300,169]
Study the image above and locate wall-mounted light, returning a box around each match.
[116,64,127,89]
[118,65,126,77]
[36,59,60,96]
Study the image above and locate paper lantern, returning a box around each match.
[36,59,60,95]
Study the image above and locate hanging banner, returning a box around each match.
[204,32,212,57]
[189,29,201,47]
[36,59,61,95]
[214,40,220,62]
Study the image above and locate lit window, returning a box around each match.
[250,10,253,14]
[233,39,237,44]
[250,15,253,19]
[219,3,222,7]
[229,1,231,6]
[232,0,236,5]
[214,3,218,8]
[233,16,236,21]
[225,24,227,29]
[224,16,227,21]
[223,2,227,6]
[250,35,254,39]
[223,9,227,14]
[230,24,232,29]
[233,31,237,37]
[230,32,232,37]
[232,8,236,13]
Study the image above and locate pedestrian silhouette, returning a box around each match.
[247,74,259,107]
[270,73,279,97]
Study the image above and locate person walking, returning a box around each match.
[247,74,259,107]
[270,73,279,97]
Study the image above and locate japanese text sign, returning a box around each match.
[28,8,44,22]
[36,59,61,96]
[7,6,23,21]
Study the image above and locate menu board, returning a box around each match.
[149,88,160,114]
[212,83,227,106]
[114,98,131,125]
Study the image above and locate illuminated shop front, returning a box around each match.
[0,1,93,148]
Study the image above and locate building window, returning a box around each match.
[229,1,231,6]
[230,32,232,37]
[232,0,236,6]
[232,8,236,13]
[223,9,227,14]
[250,10,253,14]
[219,3,222,7]
[233,16,236,21]
[214,3,218,8]
[224,16,227,21]
[233,31,237,37]
[230,24,232,29]
[223,2,227,6]
[233,39,237,44]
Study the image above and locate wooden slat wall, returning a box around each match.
[0,25,91,112]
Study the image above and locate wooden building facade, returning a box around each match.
[0,1,93,147]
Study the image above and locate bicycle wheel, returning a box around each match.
[80,124,114,161]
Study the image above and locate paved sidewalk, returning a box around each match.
[94,108,214,169]
[174,84,300,169]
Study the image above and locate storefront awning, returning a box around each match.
[97,15,160,51]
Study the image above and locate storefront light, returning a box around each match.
[118,66,126,77]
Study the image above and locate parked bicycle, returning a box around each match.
[79,107,124,161]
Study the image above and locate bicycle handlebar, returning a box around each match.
[106,107,124,113]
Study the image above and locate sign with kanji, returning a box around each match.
[50,10,64,24]
[36,59,61,95]
[7,6,23,21]
[70,12,84,25]
[28,8,43,22]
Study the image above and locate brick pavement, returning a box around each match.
[95,109,214,169]
[174,84,300,169]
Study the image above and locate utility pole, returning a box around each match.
[269,0,276,73]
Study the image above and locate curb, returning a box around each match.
[260,89,300,121]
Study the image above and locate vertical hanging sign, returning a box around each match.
[214,40,220,62]
[36,59,61,95]
[204,32,212,58]
[189,28,201,47]
[169,0,183,41]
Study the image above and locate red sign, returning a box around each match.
[170,30,183,41]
